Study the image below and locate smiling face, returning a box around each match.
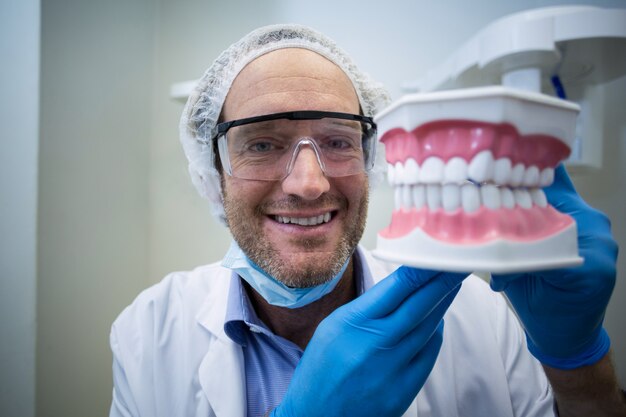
[221,48,369,288]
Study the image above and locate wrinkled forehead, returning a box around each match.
[222,48,360,121]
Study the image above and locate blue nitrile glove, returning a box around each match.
[270,267,466,417]
[491,165,618,369]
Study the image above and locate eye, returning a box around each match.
[327,138,351,149]
[249,141,275,152]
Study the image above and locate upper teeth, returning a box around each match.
[275,212,331,226]
[388,152,554,188]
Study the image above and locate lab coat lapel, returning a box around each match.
[198,337,246,417]
[196,271,247,417]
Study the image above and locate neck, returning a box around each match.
[243,257,356,350]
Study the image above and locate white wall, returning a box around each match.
[37,0,155,415]
[0,1,39,416]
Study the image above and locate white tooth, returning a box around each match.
[420,157,444,183]
[444,157,468,183]
[402,185,412,209]
[442,184,461,212]
[404,158,419,184]
[298,218,308,226]
[530,188,548,207]
[514,189,532,209]
[481,184,501,210]
[510,163,525,187]
[468,150,494,183]
[523,166,540,187]
[324,212,331,223]
[412,185,426,209]
[461,183,480,213]
[394,162,405,186]
[387,164,396,186]
[316,215,324,225]
[540,167,555,187]
[493,158,512,185]
[394,187,403,210]
[426,184,441,210]
[501,188,515,209]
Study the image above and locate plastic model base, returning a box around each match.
[373,222,583,273]
[373,86,583,273]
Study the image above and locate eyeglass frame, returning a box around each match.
[205,110,378,180]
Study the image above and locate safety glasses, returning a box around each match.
[208,110,377,181]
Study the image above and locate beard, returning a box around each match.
[223,187,369,288]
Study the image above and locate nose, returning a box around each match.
[281,146,330,200]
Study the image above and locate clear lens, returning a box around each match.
[217,115,376,181]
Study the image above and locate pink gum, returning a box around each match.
[380,120,571,169]
[380,205,574,243]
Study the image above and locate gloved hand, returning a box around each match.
[491,165,618,369]
[270,267,466,417]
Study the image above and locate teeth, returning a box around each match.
[392,183,551,212]
[540,167,555,187]
[401,185,412,209]
[444,157,468,183]
[442,184,461,212]
[523,166,540,187]
[530,188,548,207]
[394,187,403,209]
[493,158,512,185]
[412,185,426,209]
[461,183,481,213]
[421,157,445,183]
[468,150,494,183]
[394,162,404,186]
[501,188,515,209]
[387,156,554,188]
[404,158,419,184]
[426,184,441,210]
[514,189,532,209]
[481,184,501,210]
[510,163,525,187]
[387,164,396,186]
[276,213,332,226]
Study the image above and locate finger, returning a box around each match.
[395,320,445,401]
[353,267,466,320]
[380,275,462,344]
[386,284,460,351]
[489,272,523,291]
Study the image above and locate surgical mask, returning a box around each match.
[221,240,350,309]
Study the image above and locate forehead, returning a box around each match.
[222,48,360,121]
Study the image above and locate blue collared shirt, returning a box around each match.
[224,249,372,417]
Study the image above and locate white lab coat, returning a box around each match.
[110,247,555,417]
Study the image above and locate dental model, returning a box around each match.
[372,86,584,273]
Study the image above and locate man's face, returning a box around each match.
[221,48,369,288]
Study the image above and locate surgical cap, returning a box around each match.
[179,24,391,225]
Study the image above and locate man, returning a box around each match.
[110,24,625,416]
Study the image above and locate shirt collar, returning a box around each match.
[223,271,268,346]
